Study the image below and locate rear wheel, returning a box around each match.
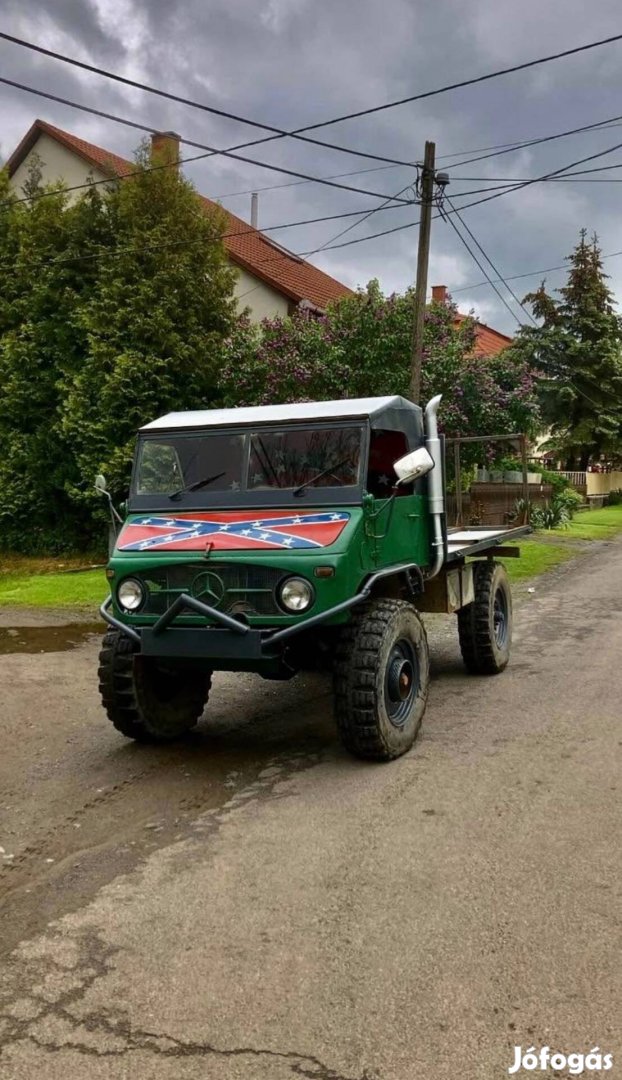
[334,599,430,761]
[457,560,512,674]
[98,629,211,742]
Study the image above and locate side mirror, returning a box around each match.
[393,447,434,485]
[94,473,123,529]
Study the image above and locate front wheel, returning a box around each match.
[457,560,512,675]
[98,629,211,742]
[334,599,430,762]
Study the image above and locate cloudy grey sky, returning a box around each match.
[3,0,622,333]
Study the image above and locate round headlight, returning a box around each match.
[118,578,145,612]
[278,576,314,613]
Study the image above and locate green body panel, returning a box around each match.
[107,494,431,634]
[364,493,430,570]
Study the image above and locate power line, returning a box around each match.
[438,134,622,215]
[448,162,622,181]
[0,31,417,170]
[2,167,417,226]
[10,150,622,221]
[440,211,526,328]
[453,249,622,293]
[0,197,422,274]
[288,133,622,266]
[7,62,622,217]
[0,75,415,205]
[314,136,622,256]
[444,196,537,325]
[210,161,408,200]
[2,152,415,214]
[436,118,622,161]
[311,181,416,254]
[0,146,241,211]
[6,129,622,289]
[223,132,622,284]
[3,29,622,169]
[278,32,622,131]
[444,111,622,170]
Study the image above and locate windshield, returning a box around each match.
[249,427,361,490]
[132,425,363,500]
[134,434,244,495]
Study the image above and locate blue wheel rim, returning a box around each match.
[384,638,419,728]
[493,586,509,648]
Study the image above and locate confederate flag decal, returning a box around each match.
[117,510,351,553]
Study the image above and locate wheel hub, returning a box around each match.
[388,658,413,702]
[385,639,419,728]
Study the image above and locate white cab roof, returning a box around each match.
[140,396,413,431]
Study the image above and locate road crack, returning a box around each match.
[1,924,377,1080]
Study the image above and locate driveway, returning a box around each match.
[1,544,620,1079]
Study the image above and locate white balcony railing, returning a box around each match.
[559,470,587,486]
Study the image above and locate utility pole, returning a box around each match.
[410,140,436,403]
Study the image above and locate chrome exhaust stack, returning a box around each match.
[423,394,445,578]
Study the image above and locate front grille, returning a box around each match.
[138,562,286,617]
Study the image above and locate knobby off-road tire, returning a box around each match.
[98,629,211,742]
[457,560,512,675]
[334,599,430,762]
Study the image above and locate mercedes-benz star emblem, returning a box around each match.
[191,571,226,607]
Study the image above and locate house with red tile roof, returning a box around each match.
[6,119,353,321]
[430,285,513,357]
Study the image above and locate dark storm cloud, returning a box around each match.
[3,0,622,331]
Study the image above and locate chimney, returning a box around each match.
[250,192,258,229]
[431,285,448,304]
[150,131,180,169]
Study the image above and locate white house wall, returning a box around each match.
[9,135,110,196]
[9,137,293,323]
[233,266,290,322]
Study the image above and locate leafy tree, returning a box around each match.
[219,280,539,446]
[0,144,237,552]
[61,144,238,516]
[508,231,622,469]
[0,167,112,551]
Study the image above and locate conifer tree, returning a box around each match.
[510,231,622,468]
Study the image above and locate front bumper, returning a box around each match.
[100,562,421,661]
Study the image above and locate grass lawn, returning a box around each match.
[502,504,622,583]
[1,506,622,609]
[502,540,576,583]
[563,504,622,540]
[0,555,108,608]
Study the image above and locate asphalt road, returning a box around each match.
[0,544,621,1079]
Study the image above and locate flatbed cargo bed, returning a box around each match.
[445,524,531,562]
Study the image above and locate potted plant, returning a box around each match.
[497,456,523,484]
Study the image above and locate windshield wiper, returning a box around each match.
[292,457,353,497]
[168,471,226,500]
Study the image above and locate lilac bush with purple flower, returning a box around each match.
[219,281,539,447]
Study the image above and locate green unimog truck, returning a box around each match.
[97,395,529,761]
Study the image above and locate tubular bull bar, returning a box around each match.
[99,563,422,658]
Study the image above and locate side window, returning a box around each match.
[136,442,182,493]
[367,430,411,497]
